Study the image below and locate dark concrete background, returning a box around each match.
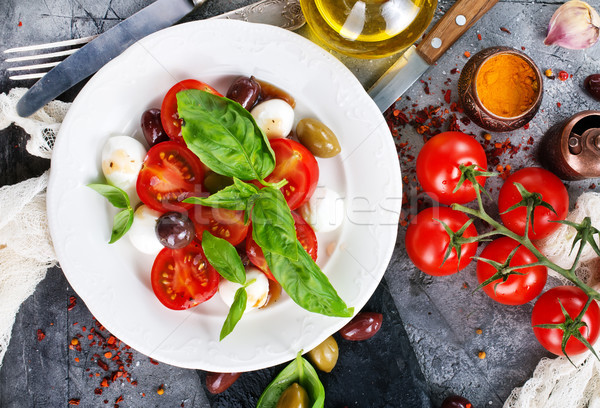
[1,0,599,407]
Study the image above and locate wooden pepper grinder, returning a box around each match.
[540,111,600,180]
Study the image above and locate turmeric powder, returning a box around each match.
[476,53,539,118]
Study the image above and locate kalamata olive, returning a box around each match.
[441,395,473,408]
[205,372,241,394]
[296,118,341,158]
[306,336,338,373]
[226,76,261,110]
[256,78,296,108]
[339,312,383,341]
[141,108,169,146]
[276,383,310,408]
[584,74,600,101]
[203,171,234,194]
[155,212,195,249]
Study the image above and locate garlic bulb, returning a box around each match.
[544,0,600,50]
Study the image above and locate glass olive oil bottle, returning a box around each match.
[301,0,437,58]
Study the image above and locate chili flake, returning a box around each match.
[477,33,482,41]
[464,51,471,58]
[558,70,569,81]
[500,27,511,34]
[37,329,45,341]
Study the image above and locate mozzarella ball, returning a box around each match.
[250,99,294,139]
[101,135,146,199]
[128,205,163,254]
[300,186,344,232]
[219,267,270,312]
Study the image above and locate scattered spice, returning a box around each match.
[477,33,482,41]
[557,102,562,108]
[544,69,554,78]
[68,399,81,405]
[18,21,22,27]
[464,51,471,58]
[149,358,160,365]
[444,89,452,104]
[157,385,165,395]
[558,70,569,81]
[483,133,492,141]
[478,351,487,359]
[476,328,483,335]
[68,296,77,311]
[37,329,45,341]
[500,27,511,34]
[71,338,79,346]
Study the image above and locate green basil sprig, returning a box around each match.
[87,184,134,243]
[220,287,248,341]
[252,187,298,260]
[257,352,325,408]
[201,231,246,285]
[265,241,353,318]
[177,90,275,181]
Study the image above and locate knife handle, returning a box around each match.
[416,0,499,65]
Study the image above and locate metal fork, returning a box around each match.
[4,35,98,80]
[4,0,305,81]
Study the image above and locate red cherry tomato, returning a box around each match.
[262,138,319,210]
[476,237,547,305]
[160,79,222,144]
[136,141,205,213]
[531,286,600,356]
[190,205,249,246]
[416,131,488,205]
[151,241,219,310]
[246,212,317,281]
[405,207,478,276]
[498,167,569,240]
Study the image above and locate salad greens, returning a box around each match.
[179,90,353,335]
[87,183,134,243]
[256,352,325,408]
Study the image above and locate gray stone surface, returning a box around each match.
[2,0,600,407]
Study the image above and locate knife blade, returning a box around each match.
[368,0,499,113]
[16,0,304,118]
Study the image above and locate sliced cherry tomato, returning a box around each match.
[161,79,222,144]
[476,237,547,305]
[498,167,569,240]
[151,240,219,310]
[136,141,205,212]
[416,131,488,205]
[246,211,317,281]
[531,286,600,356]
[190,205,249,246]
[405,206,478,276]
[262,138,319,210]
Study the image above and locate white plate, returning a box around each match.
[47,19,402,372]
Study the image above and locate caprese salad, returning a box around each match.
[89,76,352,339]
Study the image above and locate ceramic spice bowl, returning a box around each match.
[458,46,543,132]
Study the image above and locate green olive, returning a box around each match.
[203,171,234,194]
[306,335,338,373]
[296,118,341,158]
[276,383,310,408]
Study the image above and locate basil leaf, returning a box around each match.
[265,241,353,318]
[87,183,130,209]
[220,287,247,341]
[109,208,134,244]
[252,187,298,260]
[256,353,325,408]
[201,231,246,285]
[184,178,258,212]
[177,90,275,180]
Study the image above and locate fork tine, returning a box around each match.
[4,35,97,54]
[7,61,61,72]
[8,72,47,81]
[5,49,79,63]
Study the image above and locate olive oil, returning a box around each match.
[300,0,437,58]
